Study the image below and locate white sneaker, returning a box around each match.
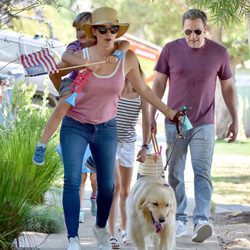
[67,236,81,250]
[79,210,85,223]
[93,225,112,250]
[176,220,188,237]
[192,220,212,243]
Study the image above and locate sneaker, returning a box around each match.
[175,220,188,237]
[79,210,84,223]
[91,198,97,216]
[32,144,46,166]
[192,220,212,243]
[93,225,112,250]
[67,236,81,250]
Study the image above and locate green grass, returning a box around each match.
[212,140,250,205]
[214,139,250,156]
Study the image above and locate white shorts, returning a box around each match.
[116,141,135,168]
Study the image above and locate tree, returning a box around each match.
[186,0,250,49]
[92,0,187,46]
[0,0,60,28]
[187,0,250,139]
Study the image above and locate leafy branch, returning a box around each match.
[186,0,250,26]
[0,0,60,27]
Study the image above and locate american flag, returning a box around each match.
[20,48,59,76]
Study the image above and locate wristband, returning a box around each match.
[142,144,149,150]
[112,50,125,60]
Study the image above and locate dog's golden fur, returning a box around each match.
[127,176,176,250]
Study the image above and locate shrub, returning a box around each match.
[0,103,62,248]
[24,205,64,234]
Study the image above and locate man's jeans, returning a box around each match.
[165,124,214,225]
[60,116,117,238]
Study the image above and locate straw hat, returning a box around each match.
[82,7,129,40]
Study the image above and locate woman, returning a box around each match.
[60,7,176,250]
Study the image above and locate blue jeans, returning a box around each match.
[60,116,117,238]
[165,124,214,225]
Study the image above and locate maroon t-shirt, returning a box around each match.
[155,38,232,126]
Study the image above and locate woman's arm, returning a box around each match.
[125,50,175,120]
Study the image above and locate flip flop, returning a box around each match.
[110,237,120,249]
[118,229,127,244]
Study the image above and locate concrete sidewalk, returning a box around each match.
[16,160,222,250]
[16,197,221,250]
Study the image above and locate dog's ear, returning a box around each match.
[138,197,147,210]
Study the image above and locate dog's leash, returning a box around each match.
[161,106,192,176]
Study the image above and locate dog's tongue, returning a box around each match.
[154,221,163,233]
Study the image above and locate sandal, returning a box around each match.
[110,237,120,249]
[118,228,127,244]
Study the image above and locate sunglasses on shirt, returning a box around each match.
[94,25,120,35]
[184,29,203,36]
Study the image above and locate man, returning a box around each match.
[151,9,238,243]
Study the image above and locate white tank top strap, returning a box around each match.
[82,48,90,60]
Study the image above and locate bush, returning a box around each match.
[24,205,64,234]
[0,89,62,248]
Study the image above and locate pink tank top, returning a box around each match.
[68,56,125,124]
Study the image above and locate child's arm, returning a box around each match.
[62,50,101,72]
[136,97,151,163]
[49,61,71,91]
[107,39,130,63]
[50,42,80,91]
[62,50,88,66]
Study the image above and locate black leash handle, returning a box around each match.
[170,106,190,138]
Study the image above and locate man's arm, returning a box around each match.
[151,72,168,133]
[220,77,238,142]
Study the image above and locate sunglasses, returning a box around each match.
[94,25,120,35]
[184,29,203,36]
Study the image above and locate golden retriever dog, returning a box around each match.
[127,176,176,250]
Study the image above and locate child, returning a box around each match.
[32,11,130,165]
[56,144,97,223]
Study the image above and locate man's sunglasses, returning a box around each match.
[94,25,120,35]
[184,29,203,36]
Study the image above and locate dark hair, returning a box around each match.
[182,9,207,26]
[72,12,92,28]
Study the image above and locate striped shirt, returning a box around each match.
[116,96,141,143]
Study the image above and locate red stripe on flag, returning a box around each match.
[28,53,37,67]
[20,48,59,76]
[43,48,58,73]
[38,50,50,72]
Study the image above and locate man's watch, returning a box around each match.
[141,144,149,150]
